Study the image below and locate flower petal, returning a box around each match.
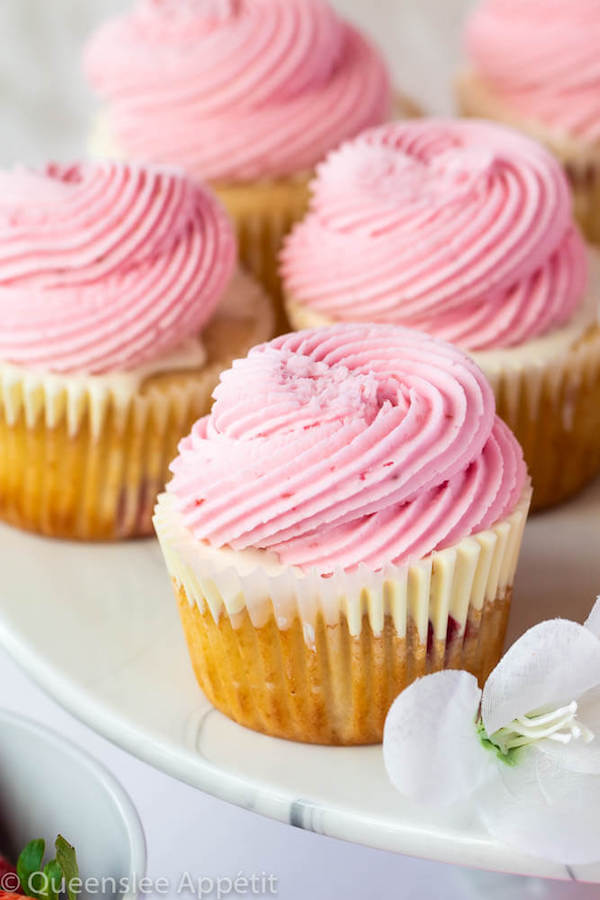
[383,670,494,807]
[476,747,600,864]
[585,597,600,639]
[482,620,600,736]
[537,686,600,775]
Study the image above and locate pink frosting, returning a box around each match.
[466,0,600,145]
[281,119,588,351]
[167,324,527,573]
[0,161,235,375]
[84,0,391,182]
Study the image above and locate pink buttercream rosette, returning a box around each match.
[165,323,527,573]
[0,160,236,375]
[281,119,588,351]
[84,0,392,183]
[465,0,600,146]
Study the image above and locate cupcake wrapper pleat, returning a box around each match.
[0,370,216,540]
[0,272,274,540]
[485,326,600,509]
[176,590,512,745]
[565,159,600,246]
[154,488,530,744]
[214,177,310,331]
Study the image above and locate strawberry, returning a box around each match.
[0,855,17,878]
[0,853,22,895]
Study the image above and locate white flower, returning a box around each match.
[383,598,600,865]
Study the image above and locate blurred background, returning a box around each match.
[0,0,474,165]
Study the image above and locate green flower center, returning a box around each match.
[476,701,594,766]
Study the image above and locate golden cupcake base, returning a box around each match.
[155,487,529,745]
[0,274,273,540]
[456,70,600,246]
[0,379,213,540]
[177,584,512,745]
[214,177,310,332]
[488,325,600,511]
[565,159,600,247]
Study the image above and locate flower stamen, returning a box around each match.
[490,701,595,755]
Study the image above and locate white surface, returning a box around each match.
[1,480,600,893]
[1,653,598,900]
[0,710,145,900]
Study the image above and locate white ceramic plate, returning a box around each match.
[1,480,600,885]
[0,710,146,900]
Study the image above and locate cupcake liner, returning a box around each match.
[0,368,216,540]
[285,298,336,331]
[0,273,274,540]
[392,90,423,121]
[214,176,310,332]
[456,70,600,245]
[154,487,531,744]
[564,158,600,247]
[479,324,600,510]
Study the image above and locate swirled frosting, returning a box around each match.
[466,0,600,145]
[281,120,588,351]
[167,324,527,573]
[0,160,235,374]
[83,0,391,182]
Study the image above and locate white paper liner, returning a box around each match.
[456,69,600,166]
[0,269,269,439]
[0,350,204,440]
[154,486,531,647]
[476,324,600,433]
[285,248,600,376]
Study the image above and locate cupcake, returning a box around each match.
[154,323,531,745]
[0,160,273,540]
[456,0,600,244]
[82,0,412,324]
[282,119,600,510]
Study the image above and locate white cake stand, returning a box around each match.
[1,479,599,884]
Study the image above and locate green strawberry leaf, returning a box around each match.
[42,859,63,900]
[55,836,79,900]
[17,838,45,898]
[15,835,80,900]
